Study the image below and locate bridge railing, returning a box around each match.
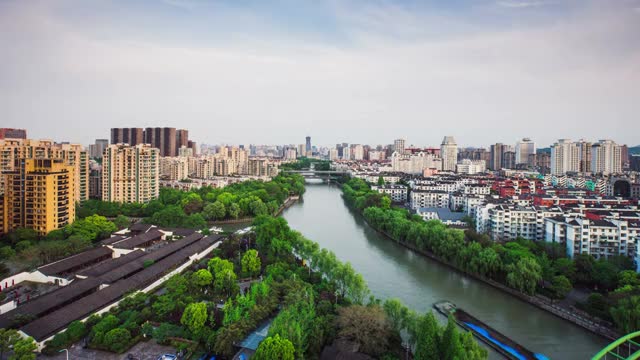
[592,331,640,360]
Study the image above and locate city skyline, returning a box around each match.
[1,0,638,146]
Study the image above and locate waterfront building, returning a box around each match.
[2,158,75,235]
[371,184,408,203]
[102,144,159,203]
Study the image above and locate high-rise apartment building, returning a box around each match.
[515,138,535,165]
[440,136,458,172]
[490,143,504,171]
[591,140,622,175]
[110,128,144,147]
[576,139,592,174]
[550,139,580,175]
[0,139,88,203]
[394,139,406,155]
[502,151,516,169]
[305,136,311,153]
[329,148,339,161]
[2,159,75,235]
[0,128,27,139]
[352,144,364,160]
[102,144,159,203]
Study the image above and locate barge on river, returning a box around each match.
[433,301,550,360]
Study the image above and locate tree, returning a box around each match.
[414,312,439,360]
[611,296,640,333]
[551,275,573,299]
[66,320,87,341]
[181,193,204,214]
[114,215,130,230]
[181,302,209,335]
[506,257,542,295]
[8,337,36,360]
[191,269,213,288]
[103,328,131,353]
[618,270,640,288]
[0,329,21,360]
[383,298,409,334]
[439,316,463,360]
[336,305,392,357]
[241,249,261,278]
[228,203,241,219]
[253,334,295,360]
[377,176,385,186]
[203,201,226,221]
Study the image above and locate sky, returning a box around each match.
[0,0,638,148]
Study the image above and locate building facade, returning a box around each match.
[440,136,458,172]
[102,144,159,203]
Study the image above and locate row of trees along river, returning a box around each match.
[282,180,610,360]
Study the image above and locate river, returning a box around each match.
[281,183,607,360]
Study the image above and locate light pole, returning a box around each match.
[59,349,69,360]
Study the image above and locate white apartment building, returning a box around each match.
[486,204,563,241]
[456,159,486,175]
[368,151,385,161]
[545,217,639,260]
[440,136,458,172]
[550,139,580,175]
[328,148,339,161]
[102,144,159,203]
[371,184,408,203]
[410,190,450,209]
[392,152,442,175]
[352,145,364,161]
[160,157,189,181]
[591,140,622,175]
[463,183,491,195]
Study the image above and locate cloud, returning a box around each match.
[0,0,638,147]
[496,0,550,8]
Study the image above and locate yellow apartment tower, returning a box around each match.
[2,158,76,235]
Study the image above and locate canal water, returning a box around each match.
[281,183,607,360]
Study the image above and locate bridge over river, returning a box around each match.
[280,169,349,180]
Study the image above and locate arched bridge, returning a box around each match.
[592,331,640,360]
[280,169,349,180]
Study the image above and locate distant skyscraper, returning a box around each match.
[111,128,143,146]
[440,136,458,172]
[515,138,535,166]
[305,136,311,153]
[90,139,109,158]
[577,139,592,174]
[591,140,622,175]
[394,139,406,155]
[0,128,27,139]
[490,143,504,171]
[502,151,516,169]
[550,139,580,175]
[621,145,630,169]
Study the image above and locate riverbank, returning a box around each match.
[348,195,619,341]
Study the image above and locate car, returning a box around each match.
[156,355,176,360]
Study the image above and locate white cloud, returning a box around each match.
[497,0,550,8]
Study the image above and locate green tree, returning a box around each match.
[377,176,385,186]
[414,312,440,360]
[103,328,131,353]
[181,193,204,214]
[506,257,542,295]
[551,275,573,299]
[336,305,392,357]
[0,329,21,360]
[191,269,213,288]
[8,337,36,360]
[66,320,87,341]
[618,270,640,288]
[227,203,241,219]
[241,249,261,278]
[611,296,640,333]
[203,201,226,220]
[253,334,295,360]
[383,298,409,334]
[439,316,463,360]
[181,302,209,335]
[114,215,130,230]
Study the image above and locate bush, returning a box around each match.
[104,328,132,353]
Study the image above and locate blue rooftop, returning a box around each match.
[237,320,272,351]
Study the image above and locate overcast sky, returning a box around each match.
[0,0,638,148]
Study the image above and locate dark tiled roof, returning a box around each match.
[77,250,146,278]
[38,247,113,277]
[112,229,164,250]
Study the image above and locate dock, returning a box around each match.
[433,301,549,360]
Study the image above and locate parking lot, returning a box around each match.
[39,341,177,360]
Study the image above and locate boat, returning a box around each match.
[433,301,550,360]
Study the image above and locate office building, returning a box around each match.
[515,138,535,165]
[394,139,406,155]
[0,128,27,139]
[591,140,622,175]
[102,144,159,203]
[490,143,504,171]
[440,136,458,172]
[2,159,75,235]
[305,136,311,153]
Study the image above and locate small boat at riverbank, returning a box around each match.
[433,301,549,360]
